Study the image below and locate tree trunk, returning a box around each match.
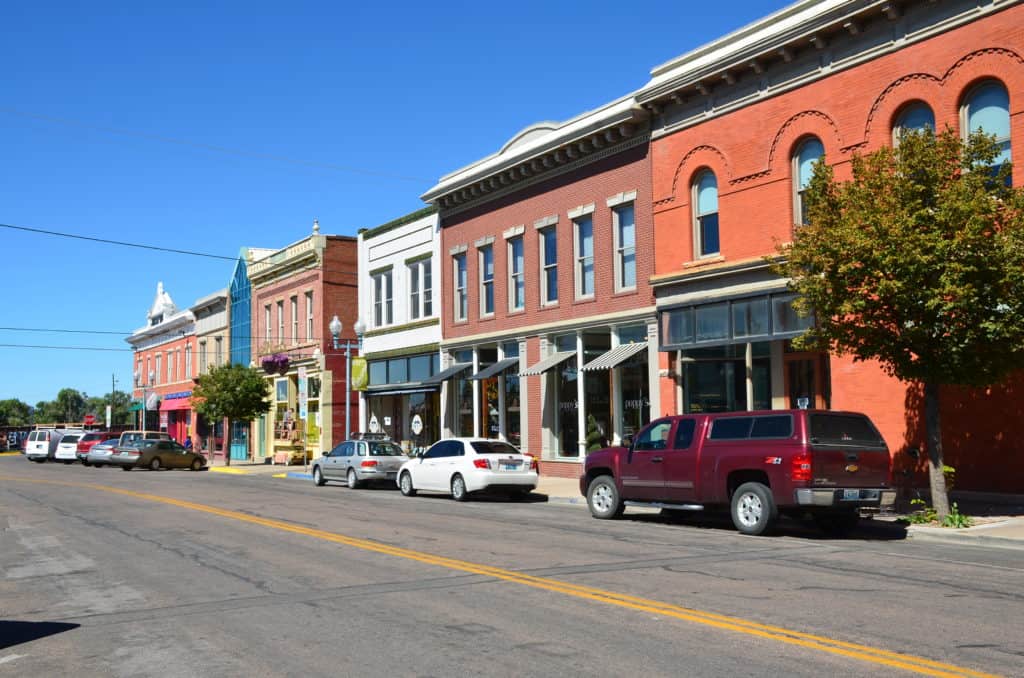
[923,381,949,518]
[224,417,231,467]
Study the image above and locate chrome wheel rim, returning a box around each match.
[348,469,357,488]
[737,492,763,527]
[314,468,321,483]
[592,483,614,513]
[400,474,411,493]
[452,477,464,498]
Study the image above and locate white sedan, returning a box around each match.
[397,438,538,501]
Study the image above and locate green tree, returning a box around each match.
[85,390,133,428]
[775,128,1024,518]
[0,398,32,426]
[191,364,270,466]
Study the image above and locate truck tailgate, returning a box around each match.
[808,412,890,487]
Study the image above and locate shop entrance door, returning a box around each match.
[784,350,830,409]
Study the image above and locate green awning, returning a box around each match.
[128,401,144,412]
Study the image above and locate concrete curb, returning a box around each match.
[907,523,1024,550]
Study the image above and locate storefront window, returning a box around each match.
[409,355,433,382]
[584,332,611,449]
[388,358,408,383]
[503,340,521,447]
[682,343,771,413]
[556,356,579,457]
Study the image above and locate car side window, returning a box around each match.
[709,417,754,440]
[423,443,445,459]
[635,420,672,451]
[672,419,697,450]
[357,443,366,457]
[342,442,355,457]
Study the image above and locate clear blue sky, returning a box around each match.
[1,0,786,407]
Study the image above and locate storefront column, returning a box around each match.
[646,318,661,418]
[610,333,623,445]
[518,339,529,452]
[440,351,454,438]
[576,330,586,457]
[745,342,754,411]
[471,349,481,437]
[496,345,507,442]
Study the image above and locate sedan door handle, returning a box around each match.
[651,456,663,463]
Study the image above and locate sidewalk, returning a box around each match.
[206,459,1024,548]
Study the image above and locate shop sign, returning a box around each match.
[298,367,308,419]
[369,414,379,433]
[351,357,369,391]
[411,414,423,436]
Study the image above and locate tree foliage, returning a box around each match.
[191,364,270,464]
[0,399,32,426]
[775,128,1024,516]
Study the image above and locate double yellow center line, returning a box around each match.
[0,476,999,678]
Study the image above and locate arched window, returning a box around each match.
[693,170,719,257]
[793,137,824,226]
[963,80,1011,172]
[893,102,935,143]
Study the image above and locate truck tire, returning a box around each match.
[730,482,777,536]
[587,475,624,519]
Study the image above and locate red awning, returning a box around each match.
[159,398,192,411]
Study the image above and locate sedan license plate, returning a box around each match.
[842,489,861,501]
[500,462,520,471]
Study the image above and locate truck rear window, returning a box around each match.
[809,414,885,447]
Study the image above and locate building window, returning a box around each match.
[508,236,524,311]
[408,259,433,320]
[264,304,271,342]
[167,351,173,383]
[372,269,393,327]
[199,341,207,373]
[215,337,223,366]
[574,215,594,298]
[539,226,558,305]
[276,300,284,343]
[135,359,142,386]
[290,295,298,344]
[693,170,720,257]
[793,138,824,226]
[963,80,1011,176]
[479,245,494,316]
[893,102,935,143]
[613,203,636,290]
[155,354,162,385]
[305,291,314,341]
[422,259,432,317]
[453,253,467,321]
[185,344,192,378]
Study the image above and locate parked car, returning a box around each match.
[76,431,112,463]
[581,409,896,536]
[84,438,121,467]
[397,438,539,501]
[111,439,207,471]
[313,436,407,489]
[25,429,66,462]
[54,432,86,463]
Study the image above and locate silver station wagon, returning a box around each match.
[313,436,408,489]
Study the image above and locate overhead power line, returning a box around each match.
[0,327,333,342]
[0,343,131,352]
[0,106,432,183]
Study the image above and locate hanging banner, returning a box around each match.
[351,357,368,391]
[298,366,308,420]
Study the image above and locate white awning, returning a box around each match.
[519,351,576,377]
[580,342,648,372]
[421,362,472,385]
[469,357,520,381]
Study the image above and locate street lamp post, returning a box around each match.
[135,370,155,430]
[329,315,366,441]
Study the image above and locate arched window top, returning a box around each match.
[964,80,1011,167]
[795,137,825,191]
[695,170,718,214]
[894,102,935,136]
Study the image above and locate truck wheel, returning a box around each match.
[731,482,777,536]
[587,475,624,519]
[813,511,859,537]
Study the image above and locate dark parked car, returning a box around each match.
[111,439,207,471]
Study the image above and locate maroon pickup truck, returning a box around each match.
[580,409,896,536]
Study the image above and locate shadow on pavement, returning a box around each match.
[623,509,910,541]
[0,621,80,650]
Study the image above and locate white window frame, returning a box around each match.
[185,344,192,378]
[276,300,284,343]
[167,350,173,383]
[479,245,494,317]
[215,336,223,366]
[611,201,636,292]
[538,224,558,306]
[692,170,720,258]
[508,236,524,311]
[305,291,314,341]
[792,138,824,227]
[199,340,207,373]
[372,269,393,328]
[264,304,271,342]
[290,295,298,345]
[408,258,433,320]
[572,213,595,299]
[961,79,1012,168]
[453,253,468,322]
[155,354,162,385]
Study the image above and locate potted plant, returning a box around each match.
[261,353,290,375]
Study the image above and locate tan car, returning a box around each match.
[112,439,207,472]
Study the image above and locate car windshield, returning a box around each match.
[470,441,521,456]
[368,442,404,456]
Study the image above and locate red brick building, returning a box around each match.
[639,0,1022,491]
[423,98,659,477]
[248,222,359,463]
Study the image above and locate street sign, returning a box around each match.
[83,414,96,426]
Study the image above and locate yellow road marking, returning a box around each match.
[271,473,287,478]
[0,475,1000,678]
[208,467,249,475]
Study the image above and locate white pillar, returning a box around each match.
[646,317,661,418]
[518,339,529,453]
[576,330,586,457]
[745,342,754,411]
[610,330,623,445]
[496,344,506,442]
[471,348,481,438]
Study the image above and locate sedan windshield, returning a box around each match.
[368,442,404,456]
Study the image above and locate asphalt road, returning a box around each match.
[2,456,1022,678]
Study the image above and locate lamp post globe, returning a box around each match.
[328,315,343,343]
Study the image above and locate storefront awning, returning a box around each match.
[420,362,472,385]
[159,398,192,412]
[469,357,520,381]
[581,342,648,372]
[363,386,438,397]
[519,351,575,377]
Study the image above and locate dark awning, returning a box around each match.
[420,362,472,385]
[519,351,575,377]
[468,357,520,381]
[363,386,438,397]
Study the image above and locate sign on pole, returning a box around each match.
[105,405,112,428]
[83,413,96,426]
[298,366,308,420]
